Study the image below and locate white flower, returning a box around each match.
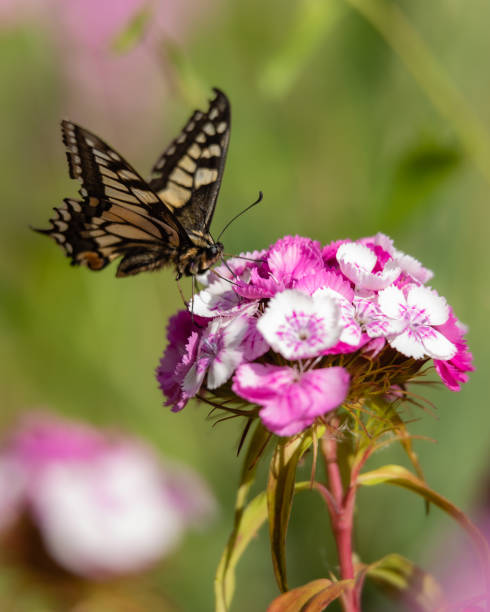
[190,278,258,318]
[353,295,398,338]
[378,285,456,360]
[257,289,341,360]
[314,287,362,346]
[337,242,401,290]
[393,249,433,284]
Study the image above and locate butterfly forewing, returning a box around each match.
[36,89,229,278]
[148,88,230,238]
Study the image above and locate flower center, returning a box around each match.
[201,334,222,358]
[402,304,429,327]
[276,311,324,352]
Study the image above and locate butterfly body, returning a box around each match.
[35,89,230,279]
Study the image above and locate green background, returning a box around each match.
[0,1,488,609]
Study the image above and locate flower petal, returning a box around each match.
[378,285,406,318]
[406,286,449,326]
[421,328,456,360]
[259,367,350,436]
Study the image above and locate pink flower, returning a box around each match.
[337,242,401,291]
[378,285,456,360]
[156,310,207,412]
[0,0,201,134]
[257,289,341,360]
[233,363,350,436]
[0,413,216,578]
[235,236,325,300]
[433,309,474,390]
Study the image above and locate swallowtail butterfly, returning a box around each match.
[35,88,230,279]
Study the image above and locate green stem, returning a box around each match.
[344,0,490,184]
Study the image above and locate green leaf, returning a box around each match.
[357,464,490,573]
[267,431,315,592]
[267,578,353,611]
[215,491,268,612]
[214,423,271,612]
[366,554,446,611]
[111,5,152,54]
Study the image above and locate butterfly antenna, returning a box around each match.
[220,258,239,282]
[216,191,263,242]
[223,253,266,264]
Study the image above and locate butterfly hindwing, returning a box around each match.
[39,195,187,275]
[148,88,230,238]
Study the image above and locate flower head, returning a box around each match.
[157,233,473,436]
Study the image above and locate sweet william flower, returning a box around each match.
[156,310,207,413]
[378,285,457,360]
[157,233,473,437]
[257,289,341,360]
[235,236,325,299]
[183,316,249,395]
[232,363,350,437]
[337,242,401,290]
[433,309,475,390]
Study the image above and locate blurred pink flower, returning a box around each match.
[0,0,206,138]
[0,412,216,579]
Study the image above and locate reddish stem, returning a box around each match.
[321,428,372,612]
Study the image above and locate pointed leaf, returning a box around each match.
[215,423,271,611]
[111,5,152,54]
[268,431,316,592]
[357,465,490,573]
[366,553,446,611]
[215,491,268,612]
[267,579,354,611]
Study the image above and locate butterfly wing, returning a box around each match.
[36,121,192,276]
[148,88,231,238]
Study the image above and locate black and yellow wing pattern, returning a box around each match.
[148,88,230,243]
[35,88,230,278]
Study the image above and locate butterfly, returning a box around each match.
[35,88,230,279]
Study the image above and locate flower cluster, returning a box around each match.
[157,235,474,437]
[0,413,216,579]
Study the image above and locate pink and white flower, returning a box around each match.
[0,413,216,579]
[235,236,325,300]
[336,242,401,291]
[378,285,457,360]
[190,277,259,318]
[233,363,350,436]
[257,289,341,360]
[183,316,249,395]
[157,233,473,437]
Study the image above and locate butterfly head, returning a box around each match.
[179,241,224,278]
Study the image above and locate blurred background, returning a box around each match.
[0,0,489,609]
